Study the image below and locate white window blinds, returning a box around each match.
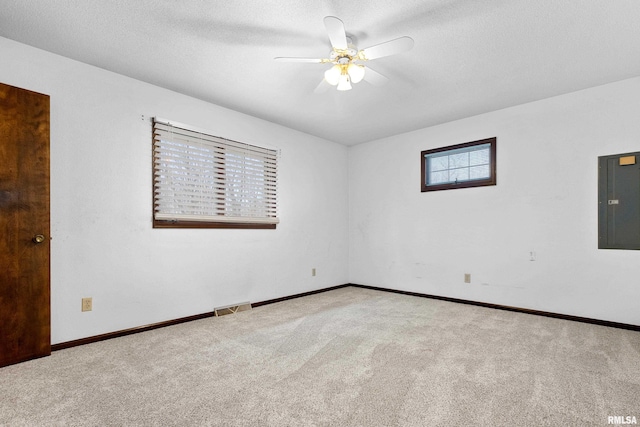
[153,118,279,226]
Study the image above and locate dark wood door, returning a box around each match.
[0,82,51,367]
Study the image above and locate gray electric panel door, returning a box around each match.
[598,152,640,249]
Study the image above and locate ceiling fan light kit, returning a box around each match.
[324,63,365,88]
[275,16,413,93]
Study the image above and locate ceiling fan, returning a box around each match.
[275,16,414,93]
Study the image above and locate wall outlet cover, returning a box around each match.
[81,297,92,312]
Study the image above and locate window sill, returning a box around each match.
[421,178,496,192]
[153,220,277,229]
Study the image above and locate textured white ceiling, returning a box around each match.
[2,0,640,145]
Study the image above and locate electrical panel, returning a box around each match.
[598,152,640,249]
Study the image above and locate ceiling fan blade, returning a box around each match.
[274,57,325,63]
[314,79,331,94]
[324,16,348,50]
[363,67,389,86]
[360,36,414,60]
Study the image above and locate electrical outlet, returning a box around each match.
[464,273,471,283]
[312,268,316,277]
[81,297,92,312]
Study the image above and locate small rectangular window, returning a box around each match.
[152,118,279,229]
[421,137,496,192]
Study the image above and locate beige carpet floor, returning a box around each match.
[1,286,639,426]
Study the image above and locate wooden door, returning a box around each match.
[0,82,51,367]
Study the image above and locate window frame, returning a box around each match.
[421,137,497,192]
[152,118,279,229]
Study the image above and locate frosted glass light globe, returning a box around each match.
[347,64,365,83]
[336,74,352,91]
[324,65,342,85]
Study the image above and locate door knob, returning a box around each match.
[32,234,45,244]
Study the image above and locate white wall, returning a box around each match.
[3,35,639,346]
[0,37,349,344]
[349,76,640,326]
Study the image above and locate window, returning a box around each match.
[421,137,496,192]
[152,118,279,228]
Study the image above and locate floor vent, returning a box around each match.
[214,302,252,317]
